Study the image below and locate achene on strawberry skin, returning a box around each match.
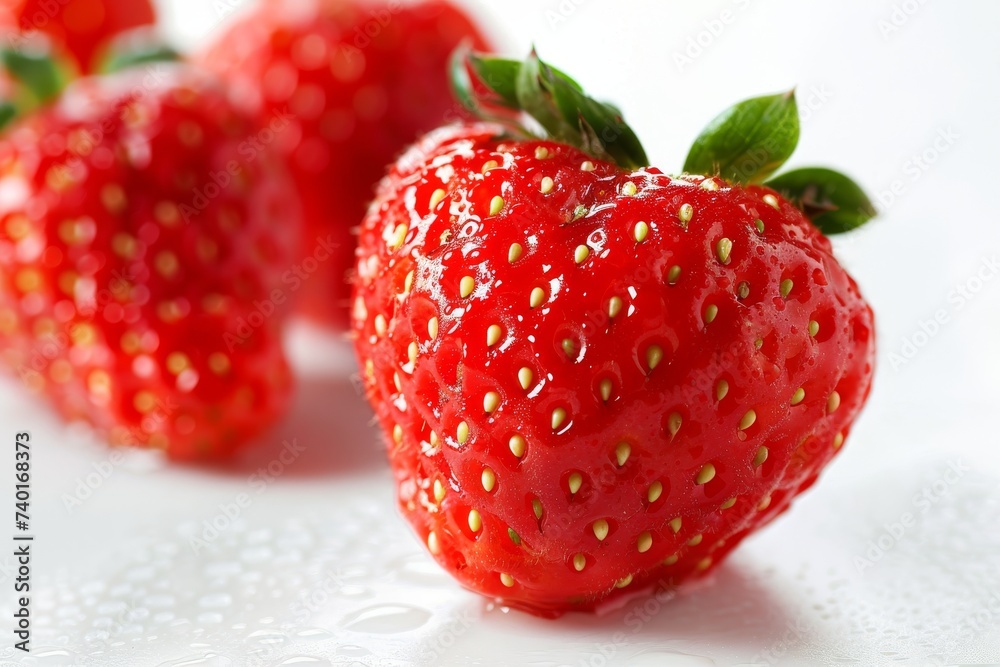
[353,50,876,616]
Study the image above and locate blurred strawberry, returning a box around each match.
[6,0,156,72]
[203,0,492,327]
[0,44,302,459]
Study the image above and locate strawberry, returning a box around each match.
[0,46,301,459]
[10,0,156,72]
[202,0,492,328]
[352,50,877,616]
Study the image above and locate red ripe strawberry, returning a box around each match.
[202,0,491,328]
[10,0,156,72]
[352,51,876,615]
[0,49,301,459]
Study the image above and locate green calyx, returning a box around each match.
[451,46,648,169]
[451,47,875,234]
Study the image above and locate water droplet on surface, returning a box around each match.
[340,604,431,634]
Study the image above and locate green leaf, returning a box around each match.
[451,47,649,169]
[766,167,876,234]
[684,91,799,185]
[101,44,179,74]
[1,49,68,106]
[0,101,17,132]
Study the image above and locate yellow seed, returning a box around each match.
[561,338,575,358]
[408,341,418,364]
[646,345,663,371]
[208,353,230,375]
[720,497,737,510]
[482,468,496,493]
[663,554,679,566]
[154,201,179,226]
[427,531,441,554]
[134,390,157,414]
[615,574,633,588]
[500,572,514,587]
[15,269,41,292]
[489,195,505,216]
[700,178,719,191]
[737,281,750,299]
[647,481,663,503]
[667,412,682,439]
[755,218,765,233]
[535,147,550,160]
[433,479,446,503]
[622,181,637,196]
[828,391,841,413]
[716,238,733,264]
[165,352,190,375]
[508,243,523,263]
[509,434,526,458]
[429,188,446,210]
[791,387,805,405]
[581,161,595,172]
[833,432,845,449]
[540,176,555,194]
[532,498,544,520]
[633,221,649,243]
[468,510,482,532]
[678,203,693,224]
[456,421,469,444]
[392,424,403,444]
[389,223,407,250]
[696,557,713,571]
[429,431,440,448]
[573,554,586,571]
[404,270,415,294]
[696,463,716,485]
[483,391,500,413]
[669,517,682,533]
[780,278,794,298]
[518,367,533,390]
[704,304,718,324]
[758,495,772,511]
[637,532,652,553]
[574,245,590,264]
[428,317,439,340]
[753,446,769,468]
[667,265,681,284]
[568,472,583,494]
[809,320,820,337]
[481,159,498,173]
[530,287,546,308]
[615,442,631,467]
[374,314,387,337]
[592,519,609,541]
[460,276,475,298]
[487,324,502,347]
[551,407,567,431]
[608,296,623,319]
[715,379,729,401]
[740,409,757,430]
[599,378,613,402]
[688,534,703,546]
[763,194,780,209]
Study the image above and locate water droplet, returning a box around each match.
[341,604,431,634]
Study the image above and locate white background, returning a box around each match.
[2,0,999,665]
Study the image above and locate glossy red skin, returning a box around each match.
[13,0,156,72]
[202,0,491,329]
[352,123,875,616]
[0,65,301,460]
